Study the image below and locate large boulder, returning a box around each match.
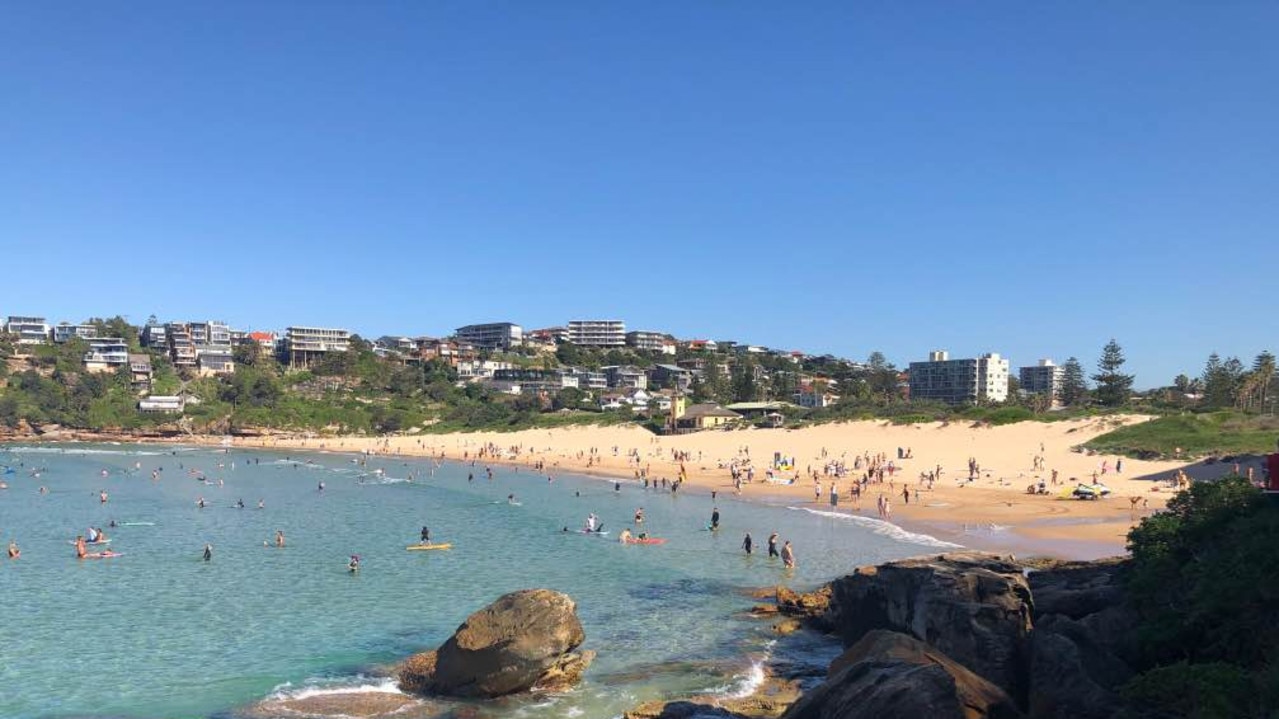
[1025,559,1136,719]
[781,630,1023,719]
[825,552,1033,702]
[398,589,593,698]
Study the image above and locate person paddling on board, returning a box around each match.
[584,513,598,533]
[420,526,431,543]
[619,528,633,543]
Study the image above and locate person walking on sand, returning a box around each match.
[781,541,796,568]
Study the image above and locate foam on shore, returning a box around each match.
[788,506,963,549]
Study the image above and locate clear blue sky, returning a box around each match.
[2,3,1275,387]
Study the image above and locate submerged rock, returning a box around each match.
[398,588,593,698]
[780,630,1024,719]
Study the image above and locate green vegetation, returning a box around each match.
[1084,411,1279,459]
[1120,476,1279,717]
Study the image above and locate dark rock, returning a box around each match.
[623,700,747,719]
[399,589,592,698]
[825,552,1033,702]
[1028,558,1126,621]
[1028,610,1135,719]
[780,630,1023,719]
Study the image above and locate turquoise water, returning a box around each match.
[0,443,958,718]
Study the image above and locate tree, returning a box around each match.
[1059,357,1088,406]
[1201,353,1243,409]
[731,357,759,402]
[1092,339,1134,407]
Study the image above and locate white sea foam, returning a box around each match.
[266,675,404,700]
[1,446,171,456]
[787,506,963,549]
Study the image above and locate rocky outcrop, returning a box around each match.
[780,630,1023,719]
[1026,560,1135,719]
[398,588,593,698]
[775,585,832,628]
[826,552,1033,702]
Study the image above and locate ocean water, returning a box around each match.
[0,443,959,719]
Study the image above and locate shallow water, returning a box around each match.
[0,443,959,718]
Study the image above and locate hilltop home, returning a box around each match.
[83,338,130,373]
[129,354,153,392]
[567,320,625,347]
[197,350,236,377]
[603,365,648,391]
[53,323,97,343]
[455,322,523,350]
[651,364,696,393]
[284,326,351,368]
[625,330,674,354]
[5,316,50,345]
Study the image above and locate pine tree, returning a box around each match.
[1059,357,1088,406]
[1091,339,1134,407]
[1201,353,1237,409]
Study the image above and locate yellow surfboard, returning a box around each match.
[406,543,452,551]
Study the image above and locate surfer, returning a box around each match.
[420,526,431,542]
[767,532,779,558]
[584,513,598,532]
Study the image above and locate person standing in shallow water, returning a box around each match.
[203,543,213,561]
[742,533,753,555]
[781,540,796,568]
[767,532,779,558]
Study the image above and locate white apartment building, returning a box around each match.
[1019,359,1065,403]
[908,350,1010,405]
[165,323,198,368]
[455,322,523,350]
[5,316,50,345]
[285,326,351,368]
[83,338,130,373]
[567,320,625,347]
[625,330,672,353]
[53,323,97,343]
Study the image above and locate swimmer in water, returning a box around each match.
[275,530,285,547]
[8,540,20,559]
[203,543,213,561]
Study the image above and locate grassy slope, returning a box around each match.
[1084,412,1279,459]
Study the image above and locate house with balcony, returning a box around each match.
[53,323,97,343]
[603,365,648,390]
[141,323,167,348]
[129,354,153,392]
[83,338,130,373]
[198,350,236,376]
[567,320,625,347]
[5,316,50,345]
[455,322,523,350]
[284,326,351,368]
[165,323,198,369]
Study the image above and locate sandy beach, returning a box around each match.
[192,415,1259,560]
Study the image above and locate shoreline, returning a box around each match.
[6,415,1246,562]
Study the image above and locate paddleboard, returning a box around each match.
[84,552,123,559]
[406,543,452,551]
[576,530,610,536]
[120,522,155,527]
[69,539,112,546]
[623,537,667,545]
